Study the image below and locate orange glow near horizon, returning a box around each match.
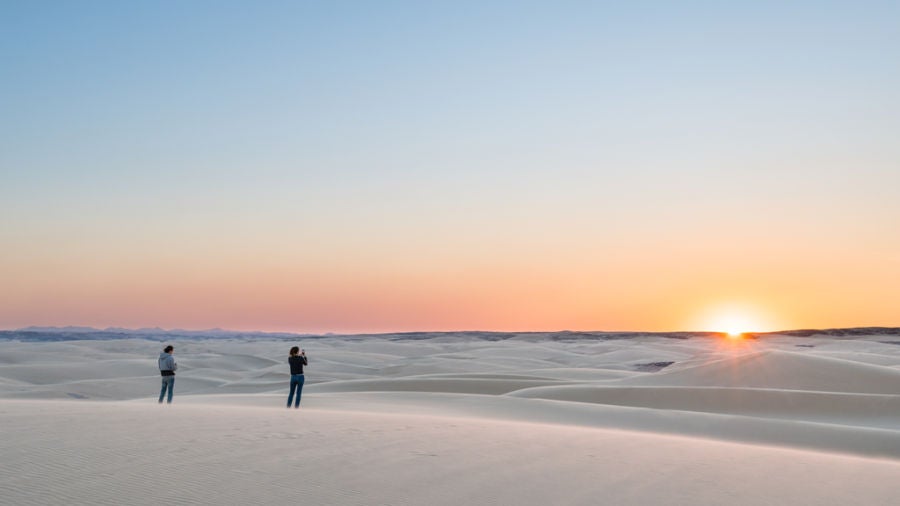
[0,243,893,333]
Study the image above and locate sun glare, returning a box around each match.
[696,303,775,338]
[713,316,755,337]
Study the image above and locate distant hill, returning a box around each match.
[1,327,309,342]
[1,326,898,342]
[765,327,900,337]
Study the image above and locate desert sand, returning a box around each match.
[1,333,899,505]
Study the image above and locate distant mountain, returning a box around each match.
[1,326,898,342]
[18,326,98,333]
[1,326,311,342]
[766,327,900,337]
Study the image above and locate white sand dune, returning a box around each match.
[310,377,572,395]
[617,349,900,394]
[505,367,642,380]
[508,385,900,428]
[2,400,899,506]
[1,333,899,505]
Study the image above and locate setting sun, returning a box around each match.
[691,301,780,337]
[715,317,754,338]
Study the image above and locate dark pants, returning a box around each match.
[287,374,305,407]
[159,376,174,404]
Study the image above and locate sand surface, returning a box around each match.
[1,334,899,505]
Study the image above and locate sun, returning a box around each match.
[704,307,767,337]
[724,328,744,339]
[689,302,780,339]
[716,318,752,338]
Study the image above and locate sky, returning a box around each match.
[1,1,898,333]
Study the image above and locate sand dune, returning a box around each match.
[3,400,899,506]
[617,349,900,394]
[1,333,899,505]
[508,385,900,428]
[309,377,571,395]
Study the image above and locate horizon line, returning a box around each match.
[4,325,900,336]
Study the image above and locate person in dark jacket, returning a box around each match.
[287,346,308,408]
[158,345,177,404]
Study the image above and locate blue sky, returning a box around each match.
[2,1,898,332]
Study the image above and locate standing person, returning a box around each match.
[158,345,177,404]
[287,346,308,408]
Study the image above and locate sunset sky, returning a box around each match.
[2,1,898,333]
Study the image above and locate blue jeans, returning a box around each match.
[159,376,174,404]
[287,374,305,407]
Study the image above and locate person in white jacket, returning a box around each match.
[158,345,177,404]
